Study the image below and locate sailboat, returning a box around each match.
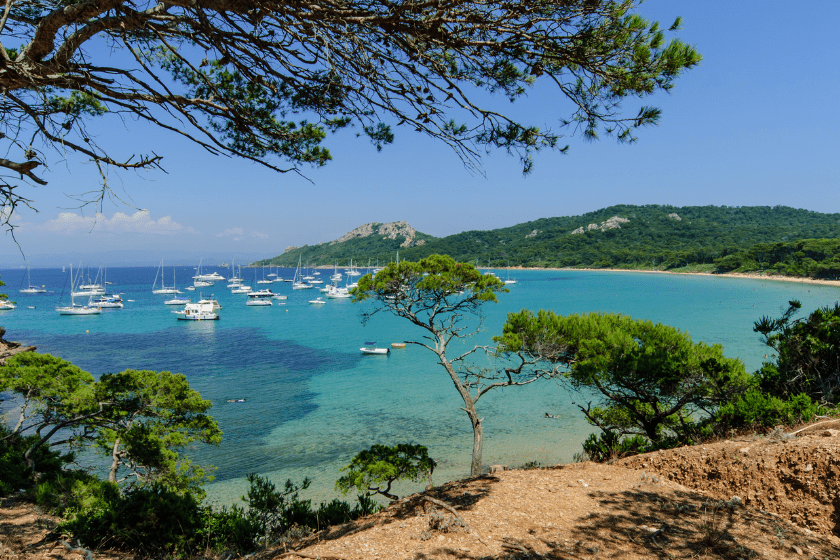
[20,264,46,293]
[57,264,101,315]
[292,256,313,289]
[152,260,182,294]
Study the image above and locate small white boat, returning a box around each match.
[247,288,275,298]
[231,286,250,294]
[165,296,190,305]
[360,346,389,355]
[246,299,272,306]
[175,301,218,320]
[272,294,287,300]
[89,295,123,308]
[58,264,101,315]
[309,297,326,305]
[185,286,196,291]
[20,264,46,293]
[196,297,222,310]
[0,300,16,310]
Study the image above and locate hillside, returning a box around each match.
[9,422,836,559]
[256,206,840,276]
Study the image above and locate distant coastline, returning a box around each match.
[509,266,840,288]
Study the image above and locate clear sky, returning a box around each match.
[2,1,839,267]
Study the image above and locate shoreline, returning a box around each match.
[502,267,840,288]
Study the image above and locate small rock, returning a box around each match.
[804,464,813,472]
[791,544,803,554]
[822,429,839,437]
[739,447,750,455]
[489,464,507,473]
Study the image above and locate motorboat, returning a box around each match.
[246,299,272,306]
[0,300,16,310]
[272,294,287,300]
[20,264,46,293]
[165,296,190,305]
[174,301,218,320]
[193,280,213,288]
[326,285,351,299]
[231,285,250,294]
[360,342,389,355]
[196,297,222,310]
[247,288,275,298]
[193,271,225,282]
[89,295,123,308]
[309,297,326,305]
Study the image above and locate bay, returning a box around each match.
[1,266,838,504]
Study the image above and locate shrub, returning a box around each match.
[713,390,825,432]
[58,485,205,555]
[582,430,650,463]
[0,425,70,495]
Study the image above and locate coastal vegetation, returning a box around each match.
[257,205,840,280]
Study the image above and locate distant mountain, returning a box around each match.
[256,221,436,267]
[255,206,840,274]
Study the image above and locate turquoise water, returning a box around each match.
[1,267,838,504]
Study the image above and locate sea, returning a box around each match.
[1,266,838,505]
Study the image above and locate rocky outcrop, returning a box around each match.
[0,327,35,365]
[571,216,629,234]
[526,229,540,238]
[668,213,682,221]
[333,221,420,248]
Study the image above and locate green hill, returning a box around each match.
[255,206,840,277]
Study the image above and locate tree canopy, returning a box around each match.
[496,310,750,445]
[0,353,221,494]
[1,0,699,227]
[354,255,563,476]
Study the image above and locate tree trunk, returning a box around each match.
[109,439,121,483]
[470,413,484,477]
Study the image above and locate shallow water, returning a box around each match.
[1,266,837,504]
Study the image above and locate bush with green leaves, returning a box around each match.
[0,425,71,495]
[754,300,840,404]
[336,444,436,501]
[712,390,826,433]
[581,430,650,463]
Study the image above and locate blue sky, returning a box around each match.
[2,1,839,267]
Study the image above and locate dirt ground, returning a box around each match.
[3,424,840,560]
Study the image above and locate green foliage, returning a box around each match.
[581,431,650,463]
[0,353,220,495]
[336,444,436,501]
[713,390,825,433]
[497,310,751,445]
[754,301,840,403]
[353,254,506,307]
[259,205,840,272]
[58,484,206,555]
[0,425,70,495]
[241,474,381,545]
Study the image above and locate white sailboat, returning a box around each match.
[292,256,313,290]
[20,264,46,293]
[57,264,101,315]
[152,260,182,294]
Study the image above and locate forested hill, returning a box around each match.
[256,206,840,277]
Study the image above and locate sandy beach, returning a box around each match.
[505,267,840,288]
